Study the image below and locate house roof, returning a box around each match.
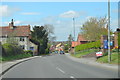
[77,34,87,42]
[0,25,30,37]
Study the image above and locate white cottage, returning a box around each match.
[0,19,38,55]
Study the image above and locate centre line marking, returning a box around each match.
[70,76,75,78]
[70,76,77,80]
[56,67,65,74]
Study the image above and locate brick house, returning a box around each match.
[0,19,38,54]
[71,34,89,48]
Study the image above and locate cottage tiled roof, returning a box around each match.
[0,25,30,37]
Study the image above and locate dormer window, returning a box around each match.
[20,37,24,41]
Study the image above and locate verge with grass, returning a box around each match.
[97,52,119,64]
[71,49,99,58]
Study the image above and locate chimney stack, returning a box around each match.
[9,19,14,29]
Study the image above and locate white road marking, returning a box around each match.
[70,76,77,80]
[70,76,75,78]
[56,67,65,74]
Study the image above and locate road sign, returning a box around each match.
[110,41,113,46]
[96,52,103,57]
[104,40,108,49]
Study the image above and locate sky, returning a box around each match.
[0,2,118,41]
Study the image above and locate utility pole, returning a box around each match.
[108,0,111,63]
[73,18,75,55]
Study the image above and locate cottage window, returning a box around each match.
[30,47,34,51]
[20,37,24,41]
[20,45,25,50]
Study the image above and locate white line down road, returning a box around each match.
[2,54,119,78]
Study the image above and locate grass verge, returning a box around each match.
[71,49,99,58]
[0,53,33,62]
[97,52,119,64]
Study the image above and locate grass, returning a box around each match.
[71,49,99,58]
[0,53,33,62]
[97,52,119,64]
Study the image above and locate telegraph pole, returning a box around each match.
[108,0,111,63]
[73,18,76,55]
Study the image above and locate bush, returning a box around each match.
[2,53,33,61]
[75,40,101,51]
[24,50,33,55]
[2,43,24,57]
[103,52,108,56]
[112,49,118,52]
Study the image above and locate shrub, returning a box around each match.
[24,50,33,55]
[2,43,24,56]
[75,40,101,51]
[45,48,49,54]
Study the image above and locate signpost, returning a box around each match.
[96,52,103,58]
[104,40,108,49]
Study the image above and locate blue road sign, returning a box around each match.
[110,41,113,46]
[104,40,108,49]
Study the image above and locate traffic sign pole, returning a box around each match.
[108,0,111,63]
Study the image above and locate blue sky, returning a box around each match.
[0,2,118,41]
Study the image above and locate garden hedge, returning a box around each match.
[75,40,101,51]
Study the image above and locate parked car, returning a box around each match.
[60,50,64,54]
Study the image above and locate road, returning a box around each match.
[2,54,118,78]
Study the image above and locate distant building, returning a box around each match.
[71,34,90,48]
[0,19,38,54]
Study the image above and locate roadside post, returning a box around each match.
[108,0,111,63]
[96,51,103,59]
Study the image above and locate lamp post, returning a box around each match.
[108,0,111,63]
[73,18,75,55]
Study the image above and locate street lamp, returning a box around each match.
[108,0,111,63]
[73,17,76,55]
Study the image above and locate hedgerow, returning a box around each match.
[75,40,101,51]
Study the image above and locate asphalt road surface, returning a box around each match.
[2,54,118,78]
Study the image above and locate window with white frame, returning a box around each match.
[20,37,24,41]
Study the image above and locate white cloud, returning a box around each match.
[21,12,40,15]
[0,5,20,17]
[60,10,84,18]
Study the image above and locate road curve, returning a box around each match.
[2,54,118,78]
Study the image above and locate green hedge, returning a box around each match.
[75,40,101,51]
[118,32,120,47]
[2,53,32,61]
[2,43,24,57]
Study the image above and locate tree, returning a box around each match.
[44,24,56,44]
[67,34,74,47]
[80,17,110,41]
[31,26,49,55]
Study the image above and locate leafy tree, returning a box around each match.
[80,17,110,41]
[67,34,73,47]
[31,26,49,55]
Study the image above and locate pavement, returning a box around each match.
[0,53,118,78]
[0,56,41,78]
